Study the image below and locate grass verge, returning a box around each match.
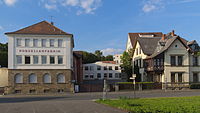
[96,96,200,113]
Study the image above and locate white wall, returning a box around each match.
[164,39,190,83]
[7,34,73,70]
[83,62,122,80]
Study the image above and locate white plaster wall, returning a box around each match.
[126,36,133,52]
[7,34,73,70]
[189,54,200,82]
[132,41,148,81]
[164,39,190,83]
[83,62,122,80]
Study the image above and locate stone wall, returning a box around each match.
[6,69,74,94]
[0,68,8,87]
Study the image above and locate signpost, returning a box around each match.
[103,78,107,100]
[130,74,136,98]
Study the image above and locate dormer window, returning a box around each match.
[139,34,154,37]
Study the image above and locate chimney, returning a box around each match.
[171,30,175,36]
[51,22,54,25]
[162,34,165,40]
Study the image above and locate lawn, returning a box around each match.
[96,96,200,113]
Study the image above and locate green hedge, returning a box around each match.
[190,83,200,89]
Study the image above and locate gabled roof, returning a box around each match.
[128,32,163,50]
[146,36,190,59]
[137,37,161,55]
[5,21,72,36]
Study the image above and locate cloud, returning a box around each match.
[44,3,57,10]
[142,0,163,13]
[41,0,102,14]
[0,26,3,31]
[3,0,17,6]
[101,48,124,56]
[142,0,198,13]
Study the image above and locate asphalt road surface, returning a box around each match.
[1,90,200,113]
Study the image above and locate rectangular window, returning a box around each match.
[97,66,101,70]
[154,59,157,66]
[178,56,183,66]
[171,73,175,83]
[50,56,55,64]
[58,56,63,64]
[109,66,112,70]
[115,73,119,78]
[104,73,107,78]
[33,56,38,64]
[25,39,30,47]
[25,56,30,64]
[85,75,89,78]
[104,66,107,70]
[157,59,160,66]
[97,73,101,78]
[139,48,141,54]
[58,39,63,47]
[42,39,47,47]
[16,39,22,47]
[90,75,94,79]
[42,56,47,64]
[16,55,22,64]
[85,66,88,70]
[119,73,122,78]
[33,39,38,47]
[170,56,176,66]
[193,73,198,83]
[109,73,112,78]
[115,66,119,70]
[50,39,55,47]
[178,73,182,83]
[193,56,198,66]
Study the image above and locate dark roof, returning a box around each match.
[5,21,72,35]
[73,51,83,58]
[137,37,161,55]
[146,36,190,59]
[128,32,163,50]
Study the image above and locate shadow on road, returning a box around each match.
[0,96,68,103]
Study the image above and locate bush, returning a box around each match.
[190,83,200,89]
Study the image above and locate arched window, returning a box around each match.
[29,73,37,83]
[15,73,23,83]
[57,73,65,83]
[43,73,51,83]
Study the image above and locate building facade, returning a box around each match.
[5,21,75,94]
[113,54,122,64]
[83,61,122,80]
[126,31,200,89]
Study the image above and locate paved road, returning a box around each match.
[1,90,200,113]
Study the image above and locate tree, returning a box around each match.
[120,51,132,81]
[82,51,98,64]
[82,50,114,64]
[105,55,113,61]
[94,50,102,61]
[0,43,8,67]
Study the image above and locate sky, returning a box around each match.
[0,0,200,55]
